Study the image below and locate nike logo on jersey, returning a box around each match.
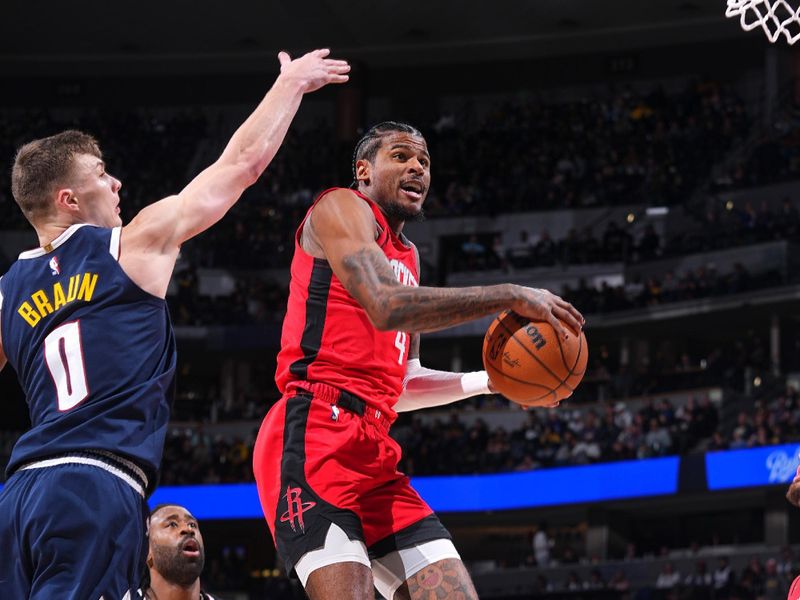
[17,272,99,327]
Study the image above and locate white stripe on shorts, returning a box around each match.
[19,455,145,498]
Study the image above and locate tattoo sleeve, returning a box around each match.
[340,247,515,333]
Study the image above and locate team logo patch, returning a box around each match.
[280,485,316,533]
[49,256,60,276]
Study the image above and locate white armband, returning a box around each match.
[395,358,492,413]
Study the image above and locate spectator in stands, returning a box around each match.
[508,230,534,269]
[777,546,795,579]
[460,234,486,269]
[532,522,552,567]
[713,557,734,595]
[565,571,584,591]
[656,561,681,591]
[587,569,606,590]
[684,559,712,600]
[762,558,784,600]
[609,570,631,594]
[490,234,509,272]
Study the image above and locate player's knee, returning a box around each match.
[305,562,374,600]
[395,558,477,600]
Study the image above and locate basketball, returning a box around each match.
[482,310,588,407]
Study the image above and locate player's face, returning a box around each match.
[67,153,123,227]
[147,506,205,586]
[364,132,431,222]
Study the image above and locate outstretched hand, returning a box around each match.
[278,48,350,94]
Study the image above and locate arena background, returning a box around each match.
[2,1,800,598]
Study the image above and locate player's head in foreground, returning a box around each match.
[11,129,122,230]
[146,504,206,590]
[352,121,429,223]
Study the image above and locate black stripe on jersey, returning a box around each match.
[289,258,333,379]
[275,394,363,573]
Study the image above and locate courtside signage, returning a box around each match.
[706,444,800,490]
[0,457,681,519]
[412,456,679,512]
[142,456,679,518]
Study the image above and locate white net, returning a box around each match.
[726,0,800,43]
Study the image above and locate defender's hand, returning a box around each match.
[511,286,584,341]
[278,49,350,94]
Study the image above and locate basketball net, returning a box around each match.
[726,0,800,43]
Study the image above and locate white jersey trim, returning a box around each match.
[18,223,90,259]
[0,275,4,311]
[18,455,145,498]
[110,226,122,260]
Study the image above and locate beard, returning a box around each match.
[382,197,426,223]
[151,543,205,587]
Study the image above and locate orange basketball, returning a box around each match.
[482,310,588,407]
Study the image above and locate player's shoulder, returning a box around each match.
[311,187,374,223]
[315,187,368,209]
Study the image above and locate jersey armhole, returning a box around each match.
[109,226,122,261]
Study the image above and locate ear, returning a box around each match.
[147,552,154,569]
[355,159,371,186]
[54,188,80,213]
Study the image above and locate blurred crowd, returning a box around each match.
[2,79,750,267]
[448,195,800,273]
[518,551,797,600]
[0,108,207,231]
[561,265,782,316]
[422,79,748,216]
[140,396,712,485]
[108,377,800,483]
[393,395,719,476]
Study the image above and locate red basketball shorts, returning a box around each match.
[253,382,451,574]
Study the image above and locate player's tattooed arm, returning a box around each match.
[310,190,584,336]
[408,333,420,361]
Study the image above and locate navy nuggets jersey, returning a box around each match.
[0,224,176,484]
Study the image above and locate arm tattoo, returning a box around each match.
[340,248,514,333]
[401,559,478,600]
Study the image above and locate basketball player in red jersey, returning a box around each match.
[253,121,584,600]
[786,466,800,599]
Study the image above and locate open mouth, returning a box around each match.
[400,180,424,200]
[181,538,201,557]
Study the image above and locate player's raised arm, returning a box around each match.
[307,189,584,336]
[124,49,349,253]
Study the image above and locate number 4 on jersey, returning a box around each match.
[44,321,89,411]
[394,331,408,365]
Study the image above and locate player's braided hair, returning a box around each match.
[350,121,424,188]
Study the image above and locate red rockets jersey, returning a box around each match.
[275,188,419,420]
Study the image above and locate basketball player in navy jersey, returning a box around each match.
[0,49,348,599]
[254,121,584,600]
